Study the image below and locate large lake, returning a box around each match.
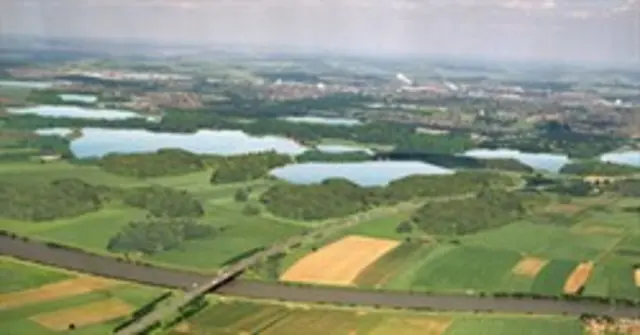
[8,105,141,120]
[463,149,571,172]
[282,116,363,126]
[271,161,453,186]
[601,151,640,167]
[37,128,308,158]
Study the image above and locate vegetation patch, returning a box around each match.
[377,151,534,173]
[280,235,400,286]
[210,151,292,184]
[511,257,548,278]
[0,178,103,221]
[0,276,119,310]
[411,189,545,235]
[121,186,204,218]
[297,150,371,163]
[560,160,640,176]
[530,259,580,296]
[100,149,206,178]
[107,218,219,254]
[30,298,132,331]
[262,171,517,221]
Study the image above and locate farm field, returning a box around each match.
[280,235,400,286]
[0,257,162,335]
[170,298,585,335]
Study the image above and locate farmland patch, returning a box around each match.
[409,246,522,293]
[511,257,548,278]
[0,276,119,310]
[563,262,594,294]
[280,235,400,286]
[369,317,452,335]
[0,257,71,294]
[531,259,579,296]
[30,298,132,331]
[353,243,433,288]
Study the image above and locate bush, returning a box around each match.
[210,151,292,184]
[100,149,205,178]
[121,186,204,218]
[107,218,216,254]
[0,178,103,221]
[234,188,249,202]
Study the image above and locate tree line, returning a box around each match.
[260,171,518,221]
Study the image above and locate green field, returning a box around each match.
[0,257,72,294]
[407,246,523,293]
[0,258,163,335]
[353,243,434,288]
[530,259,579,296]
[172,298,585,335]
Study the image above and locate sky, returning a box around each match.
[1,0,639,65]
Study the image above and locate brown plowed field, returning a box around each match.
[30,298,132,330]
[511,257,548,277]
[280,235,400,286]
[563,262,594,294]
[0,276,119,310]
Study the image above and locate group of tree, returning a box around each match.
[604,179,640,197]
[296,150,371,163]
[106,218,217,255]
[260,171,517,221]
[559,161,640,176]
[411,189,547,235]
[120,186,205,218]
[100,149,206,178]
[480,124,629,159]
[375,151,534,173]
[0,178,103,221]
[209,151,292,184]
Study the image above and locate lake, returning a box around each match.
[314,144,373,154]
[37,128,308,158]
[8,105,142,120]
[0,80,55,89]
[601,151,640,167]
[463,149,570,172]
[282,116,363,126]
[59,94,99,104]
[270,161,453,186]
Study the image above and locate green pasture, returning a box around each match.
[354,243,434,288]
[408,246,522,293]
[530,259,579,296]
[582,256,640,300]
[0,257,71,294]
[443,317,584,335]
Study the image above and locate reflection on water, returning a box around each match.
[463,149,570,172]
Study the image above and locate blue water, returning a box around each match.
[282,116,363,126]
[601,151,640,167]
[0,80,54,89]
[59,94,99,104]
[270,161,453,186]
[463,149,570,172]
[8,105,141,120]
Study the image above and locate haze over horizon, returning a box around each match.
[1,0,639,66]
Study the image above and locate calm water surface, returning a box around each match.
[463,149,570,172]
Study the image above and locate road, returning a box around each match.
[2,233,639,323]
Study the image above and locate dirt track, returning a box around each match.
[1,235,639,318]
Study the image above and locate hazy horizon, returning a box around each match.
[1,0,639,66]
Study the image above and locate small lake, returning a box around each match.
[282,116,363,126]
[0,80,54,89]
[8,105,141,120]
[270,161,453,186]
[37,128,308,158]
[314,144,373,154]
[463,149,570,172]
[59,94,98,104]
[601,151,640,167]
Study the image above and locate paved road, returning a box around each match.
[2,235,639,322]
